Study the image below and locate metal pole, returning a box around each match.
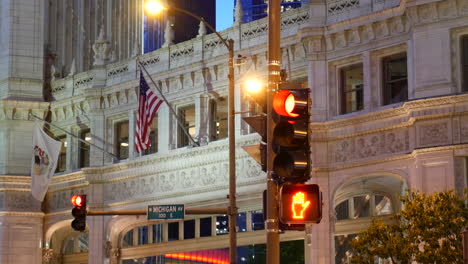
[227,39,238,264]
[267,0,281,263]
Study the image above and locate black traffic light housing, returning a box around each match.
[272,88,310,183]
[71,194,87,232]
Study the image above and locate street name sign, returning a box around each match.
[148,204,185,220]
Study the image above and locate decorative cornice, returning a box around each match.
[314,143,468,172]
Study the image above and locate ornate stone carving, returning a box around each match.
[362,24,375,41]
[419,122,449,146]
[438,0,457,18]
[234,0,244,26]
[331,129,410,163]
[197,21,207,37]
[390,16,405,34]
[418,3,438,23]
[375,21,389,38]
[68,58,76,76]
[348,28,361,45]
[335,32,347,48]
[163,21,174,47]
[93,27,112,66]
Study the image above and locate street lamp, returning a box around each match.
[145,1,238,263]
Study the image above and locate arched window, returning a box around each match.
[333,175,405,264]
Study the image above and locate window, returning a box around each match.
[383,53,408,105]
[144,116,158,155]
[237,212,247,232]
[168,222,179,241]
[340,64,364,114]
[122,229,133,248]
[200,217,212,237]
[56,135,67,172]
[211,98,228,141]
[152,224,163,243]
[138,226,148,245]
[79,129,90,168]
[251,211,265,231]
[115,121,129,160]
[183,220,195,239]
[216,215,229,235]
[335,194,393,221]
[353,195,371,219]
[462,35,468,92]
[335,200,349,221]
[178,106,195,148]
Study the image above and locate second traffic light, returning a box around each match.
[272,88,310,183]
[71,194,87,232]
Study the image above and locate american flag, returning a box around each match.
[135,72,163,153]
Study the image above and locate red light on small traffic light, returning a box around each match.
[291,191,310,219]
[71,195,84,207]
[273,90,299,117]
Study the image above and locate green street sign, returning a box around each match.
[148,204,185,220]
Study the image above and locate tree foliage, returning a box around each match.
[350,189,468,264]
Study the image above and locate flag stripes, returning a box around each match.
[135,72,163,153]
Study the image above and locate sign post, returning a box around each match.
[148,204,185,220]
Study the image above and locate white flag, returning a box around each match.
[31,123,62,201]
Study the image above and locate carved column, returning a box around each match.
[305,37,328,122]
[196,94,210,145]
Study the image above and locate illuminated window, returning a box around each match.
[216,215,229,235]
[144,115,158,155]
[335,194,393,221]
[383,53,408,105]
[178,105,195,148]
[79,129,90,168]
[251,211,265,231]
[211,98,228,141]
[56,135,67,172]
[115,121,129,160]
[340,64,364,114]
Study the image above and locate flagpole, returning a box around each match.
[138,62,199,147]
[30,114,119,160]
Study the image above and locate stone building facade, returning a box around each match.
[0,0,467,263]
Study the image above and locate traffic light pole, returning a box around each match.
[266,0,281,263]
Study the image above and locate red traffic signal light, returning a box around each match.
[280,184,322,224]
[273,89,308,118]
[71,195,85,207]
[71,195,87,232]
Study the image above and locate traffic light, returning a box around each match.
[280,184,322,224]
[272,88,310,183]
[71,194,87,232]
[242,79,267,172]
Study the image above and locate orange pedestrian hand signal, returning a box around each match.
[280,184,322,224]
[291,192,310,219]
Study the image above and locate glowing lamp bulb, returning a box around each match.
[145,1,165,15]
[71,195,83,207]
[244,79,263,94]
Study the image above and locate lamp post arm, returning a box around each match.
[164,5,230,50]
